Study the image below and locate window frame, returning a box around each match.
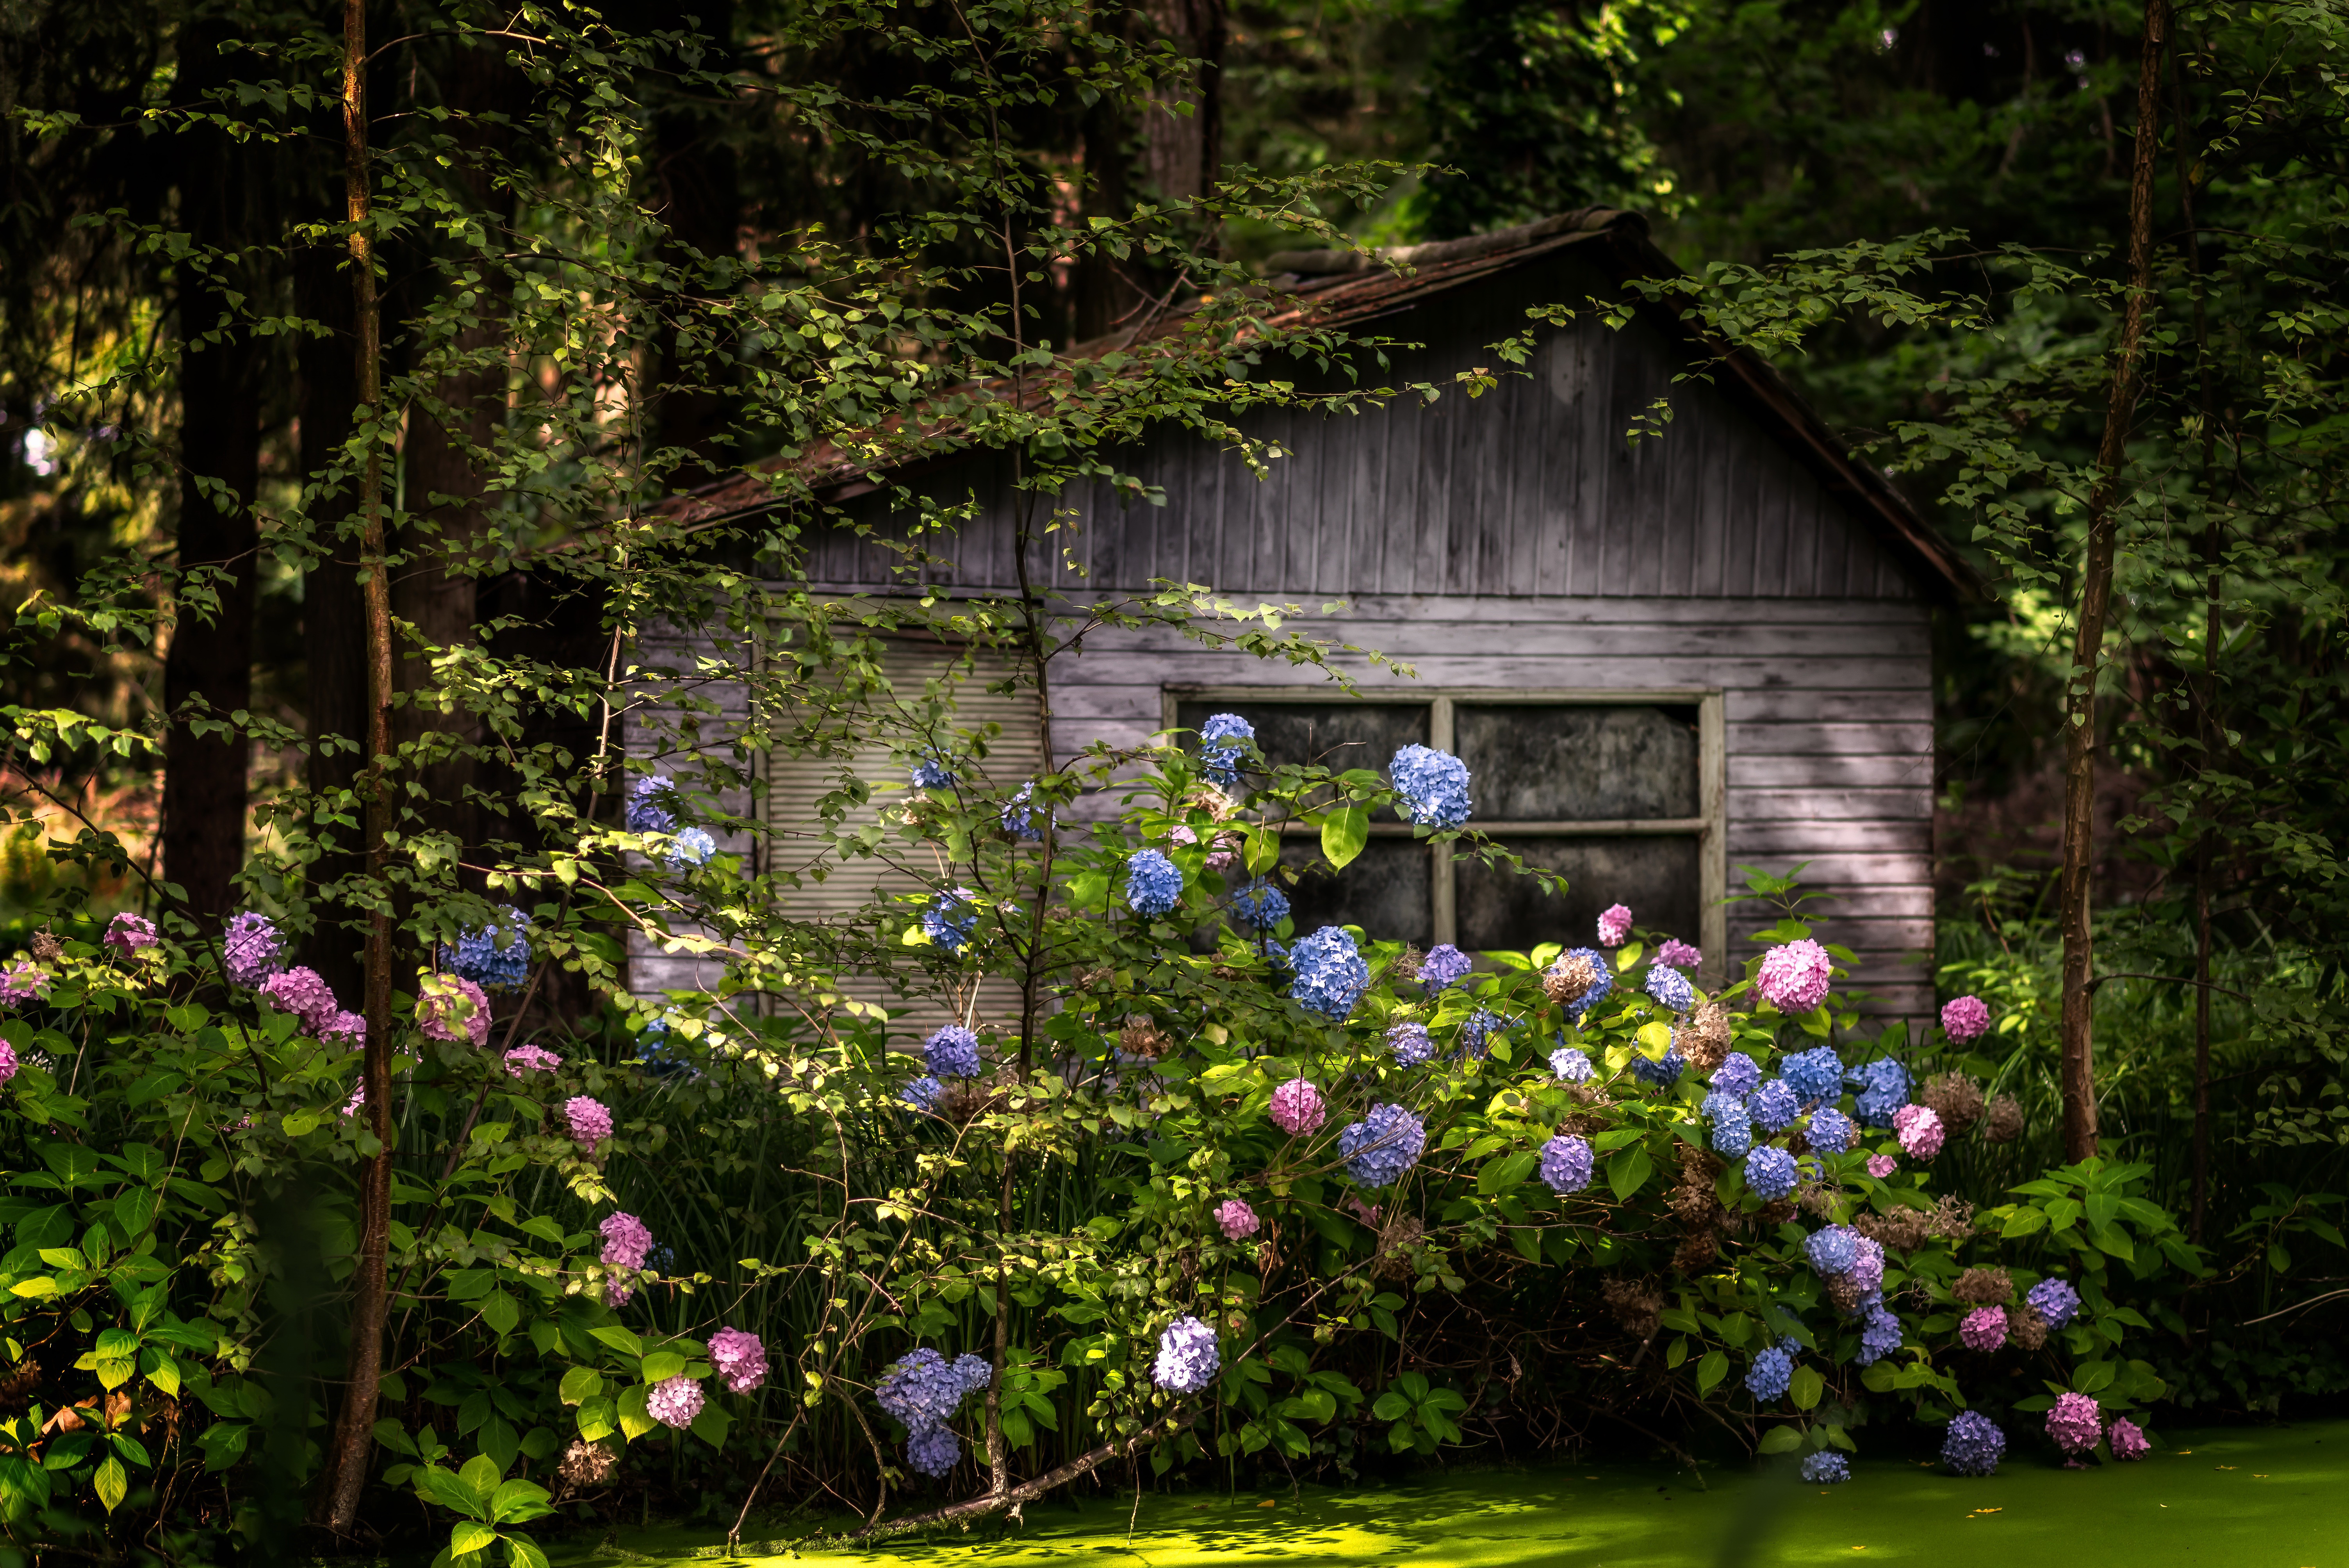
[1163,686,1727,980]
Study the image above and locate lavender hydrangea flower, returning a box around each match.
[222,912,286,988]
[1644,964,1695,1013]
[1231,881,1289,928]
[1800,1451,1850,1484]
[320,1010,367,1046]
[1153,1315,1221,1394]
[1125,849,1184,918]
[443,907,533,990]
[1629,1048,1685,1088]
[1710,1101,1754,1159]
[1713,1052,1763,1099]
[260,967,341,1035]
[1959,1306,2009,1352]
[1417,944,1473,991]
[1755,938,1834,1013]
[627,775,680,832]
[1269,1078,1326,1136]
[566,1096,614,1146]
[1554,948,1615,1018]
[504,1043,560,1077]
[901,1076,945,1112]
[1807,1105,1857,1155]
[876,1350,982,1431]
[907,1424,961,1477]
[668,827,716,868]
[2046,1392,2102,1455]
[1197,713,1255,788]
[1849,1058,1909,1128]
[2026,1276,2081,1329]
[1538,1134,1594,1194]
[1857,1304,1902,1365]
[909,753,955,791]
[1655,937,1702,970]
[1893,1103,1945,1158]
[2108,1417,2150,1461]
[1597,904,1633,947]
[1941,994,1992,1043]
[1339,1104,1426,1188]
[103,912,159,959]
[1548,1045,1595,1083]
[709,1327,769,1393]
[1215,1199,1260,1240]
[1750,1078,1802,1133]
[647,1375,705,1429]
[1804,1226,1859,1278]
[1388,1021,1436,1067]
[924,1024,982,1079]
[1782,1046,1846,1105]
[922,888,977,953]
[600,1212,652,1270]
[1289,926,1370,1019]
[1000,784,1044,841]
[1390,744,1472,830]
[1848,1235,1886,1298]
[1744,1146,1798,1201]
[1943,1410,2005,1475]
[1746,1344,1795,1402]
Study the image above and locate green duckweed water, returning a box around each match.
[552,1421,2347,1568]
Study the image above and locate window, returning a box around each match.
[1167,689,1726,976]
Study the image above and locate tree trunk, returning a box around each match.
[160,18,263,925]
[1140,0,1222,203]
[2057,0,2167,1163]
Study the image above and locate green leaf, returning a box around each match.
[93,1455,126,1513]
[1608,1146,1653,1202]
[2000,1206,2049,1239]
[1789,1365,1823,1411]
[457,1454,503,1509]
[282,1111,322,1137]
[1477,1150,1537,1195]
[450,1520,499,1556]
[506,1534,551,1568]
[1321,804,1369,870]
[1695,1351,1728,1395]
[489,1477,555,1524]
[1757,1426,1804,1454]
[1635,1022,1673,1060]
[616,1384,655,1440]
[2075,1361,2116,1395]
[480,1292,521,1338]
[690,1400,734,1451]
[558,1367,602,1406]
[590,1326,643,1359]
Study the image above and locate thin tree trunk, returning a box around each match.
[2057,0,2167,1163]
[312,0,397,1529]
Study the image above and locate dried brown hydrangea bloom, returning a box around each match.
[2009,1304,2050,1350]
[1953,1265,2014,1306]
[1556,1112,1611,1138]
[1850,1206,1932,1251]
[1927,1195,1978,1240]
[935,1073,1011,1125]
[1602,1277,1665,1338]
[1825,1271,1870,1315]
[1922,1073,1987,1137]
[1543,953,1601,1006]
[29,932,63,960]
[1982,1095,2025,1144]
[1373,1215,1423,1281]
[1758,1199,1798,1227]
[1120,1017,1171,1059]
[1391,945,1426,984]
[1678,1002,1734,1072]
[1796,1182,1841,1219]
[559,1439,618,1486]
[1674,1229,1720,1274]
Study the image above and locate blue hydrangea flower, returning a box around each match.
[1000,785,1043,841]
[1800,1451,1850,1484]
[2026,1276,2081,1329]
[1339,1103,1426,1188]
[1125,849,1184,918]
[1461,1008,1506,1060]
[627,775,679,834]
[901,1076,945,1111]
[921,888,977,954]
[1807,1105,1857,1155]
[1942,1410,2005,1476]
[1711,1101,1753,1159]
[1289,926,1370,1019]
[924,1025,982,1080]
[1783,1046,1846,1106]
[1153,1315,1221,1394]
[1539,1134,1594,1194]
[1389,744,1472,830]
[1417,944,1473,990]
[1751,1078,1802,1133]
[442,906,533,990]
[1548,1045,1595,1083]
[910,754,955,791]
[1856,1304,1903,1366]
[1712,1052,1763,1100]
[668,827,716,868]
[1644,964,1694,1014]
[1556,948,1615,1019]
[1232,881,1290,928]
[1746,1344,1795,1402]
[1388,1021,1436,1067]
[906,1424,960,1477]
[876,1349,981,1430]
[1743,1146,1798,1200]
[1804,1226,1859,1277]
[1198,713,1255,789]
[1849,1058,1911,1128]
[1629,1048,1685,1088]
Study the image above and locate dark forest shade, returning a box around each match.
[1458,836,1701,953]
[1454,704,1697,820]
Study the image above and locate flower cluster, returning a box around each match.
[1269,1078,1326,1136]
[1389,744,1472,830]
[1747,1344,1795,1402]
[709,1327,770,1394]
[1539,1134,1593,1194]
[2026,1276,2081,1329]
[417,973,492,1047]
[1461,1009,1505,1060]
[900,1076,944,1112]
[1943,1411,2005,1475]
[1713,1052,1762,1099]
[600,1212,652,1271]
[1782,1046,1845,1105]
[1857,1305,1903,1365]
[627,775,680,833]
[1893,1103,1946,1159]
[1754,938,1833,1013]
[222,912,286,988]
[1654,937,1702,970]
[1807,1105,1856,1154]
[1744,1146,1798,1201]
[2046,1392,2102,1455]
[1198,713,1255,788]
[1959,1306,2009,1352]
[1215,1199,1260,1240]
[1751,1079,1801,1134]
[669,827,716,868]
[1339,1104,1425,1188]
[1627,1048,1684,1087]
[504,1044,560,1077]
[1388,1021,1435,1067]
[1153,1316,1221,1394]
[2108,1417,2149,1461]
[0,1042,19,1086]
[924,1025,982,1079]
[1804,1226,1859,1278]
[1125,849,1184,917]
[1000,784,1043,841]
[1708,1099,1752,1159]
[909,754,955,791]
[1231,881,1289,928]
[565,1096,614,1147]
[876,1349,993,1432]
[907,1425,961,1478]
[1597,903,1633,947]
[1941,994,1992,1043]
[922,888,977,953]
[1800,1451,1850,1485]
[1418,944,1473,990]
[647,1376,705,1430]
[1643,964,1694,1014]
[103,912,159,959]
[1849,1058,1910,1128]
[1548,1045,1595,1083]
[1288,925,1370,1019]
[443,907,533,989]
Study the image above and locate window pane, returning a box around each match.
[1455,704,1698,821]
[1456,836,1701,954]
[1280,837,1433,947]
[1173,700,1428,779]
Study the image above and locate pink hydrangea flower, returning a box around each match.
[261,966,342,1034]
[103,912,159,958]
[1269,1078,1325,1136]
[709,1327,769,1393]
[0,962,50,1007]
[2107,1416,2149,1461]
[1893,1103,1946,1159]
[417,973,492,1046]
[1596,904,1633,947]
[340,1080,367,1119]
[1754,939,1834,1013]
[504,1044,561,1078]
[646,1374,705,1429]
[1215,1199,1260,1240]
[0,1041,18,1087]
[1866,1153,1898,1179]
[1959,1305,2009,1351]
[320,1010,368,1046]
[1941,994,1991,1043]
[565,1095,614,1146]
[2046,1391,2102,1454]
[1654,938,1702,970]
[600,1211,651,1269]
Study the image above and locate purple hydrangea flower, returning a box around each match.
[600,1212,652,1270]
[1800,1451,1849,1484]
[1289,926,1370,1019]
[1417,944,1474,991]
[1943,1410,2005,1475]
[1461,1008,1506,1059]
[1198,713,1255,788]
[1390,745,1472,830]
[1538,1134,1594,1194]
[1644,964,1695,1014]
[1597,903,1633,947]
[1125,849,1184,918]
[909,754,955,792]
[1713,1052,1763,1100]
[1750,1079,1802,1133]
[2046,1392,2102,1455]
[901,1075,945,1112]
[1747,1344,1795,1402]
[1269,1077,1326,1135]
[2026,1276,2081,1329]
[1808,1105,1857,1155]
[504,1043,560,1077]
[222,912,286,988]
[417,973,492,1046]
[566,1096,614,1146]
[1959,1305,2009,1351]
[0,1041,18,1086]
[907,1424,961,1477]
[1804,1226,1859,1278]
[260,966,341,1035]
[1152,1315,1221,1394]
[1656,937,1702,970]
[321,1010,367,1046]
[1782,1046,1846,1105]
[709,1327,769,1393]
[1848,1235,1885,1297]
[1755,939,1834,1013]
[2108,1416,2149,1461]
[1388,1021,1436,1067]
[103,912,159,959]
[1857,1304,1902,1365]
[1000,784,1044,841]
[1548,1045,1595,1083]
[1743,1146,1798,1201]
[669,827,716,868]
[1941,994,1991,1043]
[1216,1199,1260,1240]
[647,1375,705,1429]
[924,1025,982,1079]
[627,775,680,832]
[1339,1104,1425,1188]
[876,1349,988,1430]
[1629,1048,1685,1087]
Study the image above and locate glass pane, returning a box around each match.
[1173,700,1428,780]
[1455,704,1699,821]
[1456,836,1701,954]
[1280,837,1433,948]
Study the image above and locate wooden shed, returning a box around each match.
[630,208,1967,1024]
